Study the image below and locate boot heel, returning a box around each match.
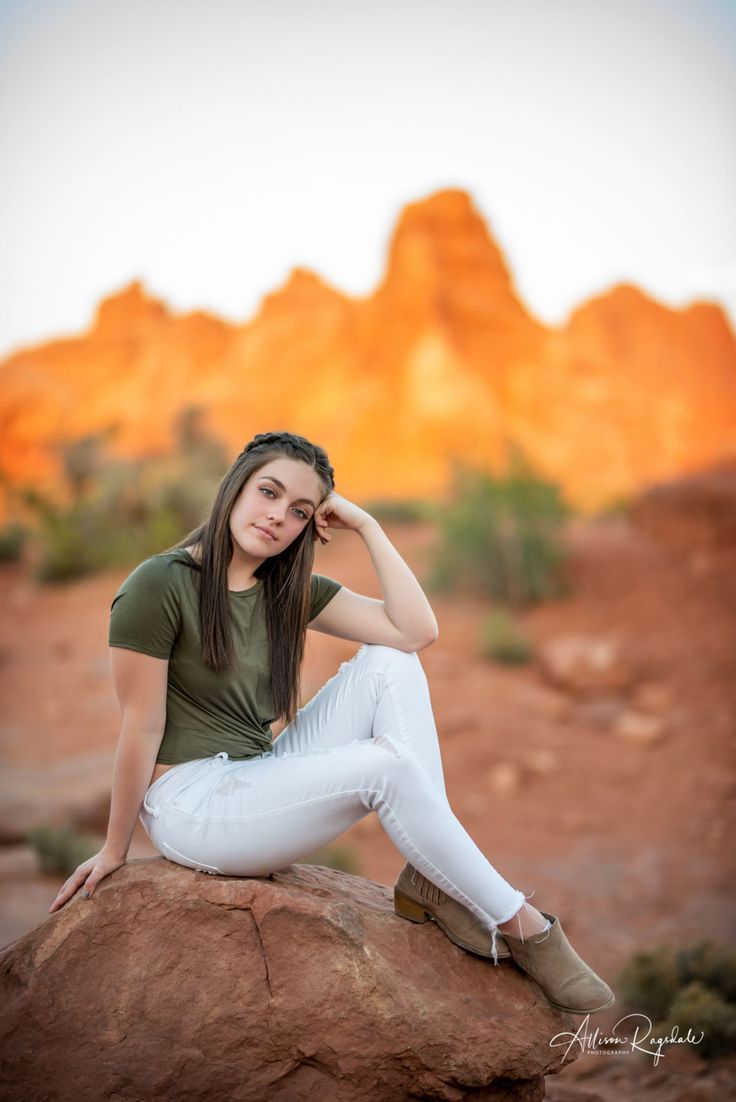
[394,889,429,923]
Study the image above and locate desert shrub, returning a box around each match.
[300,843,361,875]
[480,608,534,664]
[20,405,229,581]
[657,982,736,1060]
[615,939,736,1061]
[31,492,191,581]
[676,940,736,1003]
[0,521,27,562]
[426,444,572,607]
[26,824,104,876]
[616,943,682,1020]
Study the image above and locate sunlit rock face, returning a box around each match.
[1,188,734,518]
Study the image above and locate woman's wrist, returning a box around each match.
[102,842,128,862]
[356,514,380,537]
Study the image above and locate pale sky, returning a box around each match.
[0,0,734,360]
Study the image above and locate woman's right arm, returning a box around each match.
[48,648,169,913]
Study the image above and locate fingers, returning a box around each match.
[48,868,91,913]
[48,859,100,912]
[313,509,332,544]
[82,871,101,898]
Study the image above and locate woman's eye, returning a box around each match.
[261,486,307,520]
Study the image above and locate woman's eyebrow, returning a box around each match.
[259,476,317,510]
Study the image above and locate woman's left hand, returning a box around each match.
[314,492,373,544]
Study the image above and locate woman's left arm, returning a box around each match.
[308,494,439,652]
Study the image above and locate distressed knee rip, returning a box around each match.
[273,737,367,762]
[372,731,401,757]
[372,731,411,760]
[214,775,255,796]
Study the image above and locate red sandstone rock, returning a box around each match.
[1,189,734,522]
[0,859,579,1101]
[535,633,640,696]
[630,461,736,551]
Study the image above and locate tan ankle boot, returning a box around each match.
[503,911,615,1013]
[393,863,511,962]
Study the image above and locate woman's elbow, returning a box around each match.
[414,625,439,651]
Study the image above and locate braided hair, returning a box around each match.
[241,431,335,498]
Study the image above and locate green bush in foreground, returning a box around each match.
[615,939,736,1060]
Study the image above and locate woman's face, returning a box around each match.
[229,456,325,560]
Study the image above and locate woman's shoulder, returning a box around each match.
[154,547,197,570]
[109,551,186,653]
[135,547,194,575]
[112,548,194,598]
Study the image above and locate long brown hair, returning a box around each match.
[165,430,336,729]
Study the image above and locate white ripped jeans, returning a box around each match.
[139,644,528,963]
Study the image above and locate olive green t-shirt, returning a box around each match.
[108,549,342,765]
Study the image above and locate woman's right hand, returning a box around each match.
[48,847,127,913]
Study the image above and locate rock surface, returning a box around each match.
[630,460,736,551]
[0,859,579,1102]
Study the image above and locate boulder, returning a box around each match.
[536,633,638,696]
[0,859,580,1101]
[630,461,736,552]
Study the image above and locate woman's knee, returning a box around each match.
[369,733,429,786]
[363,741,435,813]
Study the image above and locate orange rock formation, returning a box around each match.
[1,189,734,517]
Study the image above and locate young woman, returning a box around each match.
[48,430,613,1014]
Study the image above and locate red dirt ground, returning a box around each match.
[1,510,734,1099]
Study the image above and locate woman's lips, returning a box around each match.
[254,525,276,541]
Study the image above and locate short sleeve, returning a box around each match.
[308,573,343,623]
[108,555,181,659]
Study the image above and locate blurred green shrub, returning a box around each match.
[26,824,104,876]
[0,521,27,562]
[426,444,572,606]
[615,939,736,1060]
[591,493,634,519]
[15,405,229,581]
[480,608,534,665]
[299,843,361,875]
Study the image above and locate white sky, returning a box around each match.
[0,0,734,359]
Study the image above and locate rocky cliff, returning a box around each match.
[1,188,733,516]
